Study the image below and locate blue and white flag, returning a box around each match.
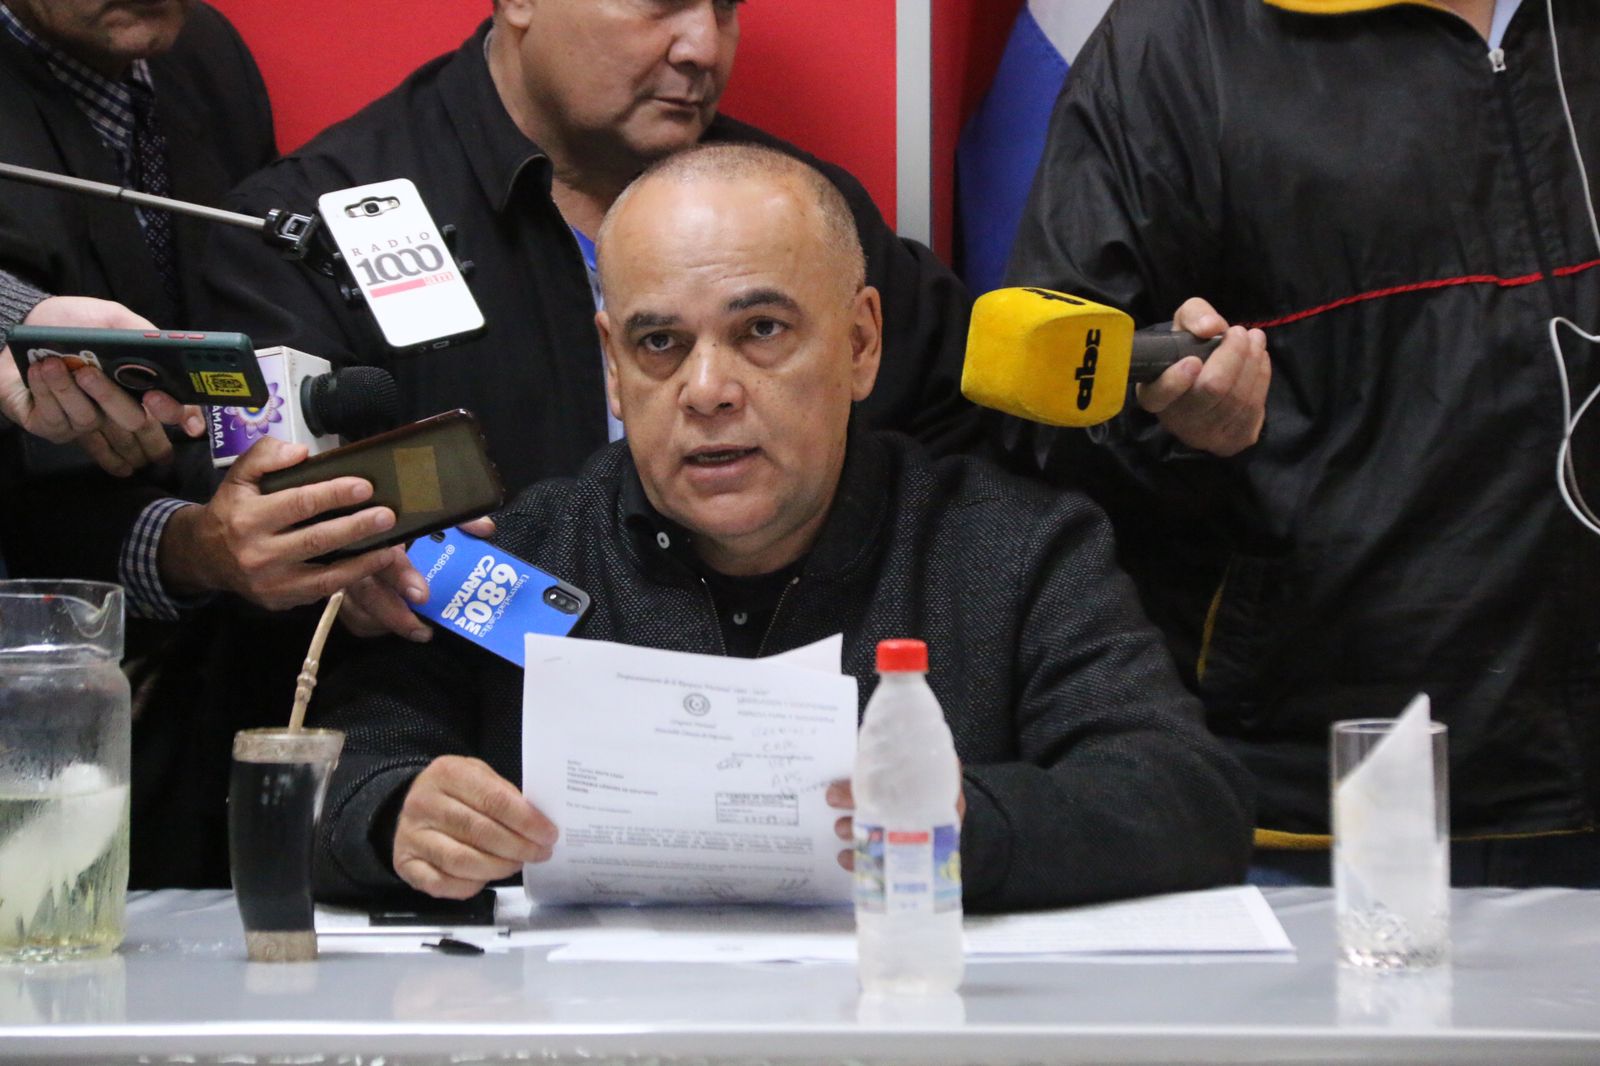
[956,0,1111,294]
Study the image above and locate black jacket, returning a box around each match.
[314,431,1254,913]
[200,19,980,498]
[0,4,279,889]
[0,1,276,583]
[1006,0,1600,838]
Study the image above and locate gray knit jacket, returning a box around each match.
[0,269,47,349]
[314,430,1255,913]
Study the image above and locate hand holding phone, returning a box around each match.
[8,325,269,406]
[1,297,206,475]
[337,516,496,643]
[257,409,504,560]
[156,436,407,611]
[405,527,589,663]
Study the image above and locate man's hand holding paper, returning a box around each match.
[393,755,559,900]
[520,633,859,906]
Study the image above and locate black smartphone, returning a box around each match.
[7,325,270,407]
[258,409,504,559]
[370,888,497,926]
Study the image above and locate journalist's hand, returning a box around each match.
[394,756,559,899]
[340,517,498,641]
[0,296,205,475]
[1134,297,1270,457]
[827,778,967,873]
[157,437,400,610]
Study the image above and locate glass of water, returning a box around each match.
[1332,718,1449,971]
[0,582,130,962]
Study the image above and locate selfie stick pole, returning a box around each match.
[0,160,327,264]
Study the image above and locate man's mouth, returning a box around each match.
[685,446,758,467]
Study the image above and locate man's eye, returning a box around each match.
[748,318,786,340]
[640,333,677,353]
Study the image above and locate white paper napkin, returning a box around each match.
[1334,694,1444,924]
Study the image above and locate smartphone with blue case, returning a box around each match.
[406,527,589,665]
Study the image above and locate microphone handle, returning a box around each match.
[1128,328,1224,383]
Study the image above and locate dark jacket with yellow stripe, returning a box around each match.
[1006,0,1600,840]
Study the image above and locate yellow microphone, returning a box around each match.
[961,287,1221,427]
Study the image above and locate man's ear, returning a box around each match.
[848,286,883,403]
[496,0,536,30]
[597,310,624,422]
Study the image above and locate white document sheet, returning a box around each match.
[521,633,859,906]
[963,885,1294,957]
[545,886,1294,963]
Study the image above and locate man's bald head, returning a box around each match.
[592,141,883,578]
[597,143,866,303]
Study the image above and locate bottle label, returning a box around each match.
[854,823,961,915]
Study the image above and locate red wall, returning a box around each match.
[720,1,899,230]
[212,0,903,226]
[212,2,484,156]
[210,2,1020,254]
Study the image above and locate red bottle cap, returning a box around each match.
[876,638,928,673]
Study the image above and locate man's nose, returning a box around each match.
[680,341,743,416]
[666,2,725,71]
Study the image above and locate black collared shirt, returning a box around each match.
[0,2,152,180]
[619,465,802,658]
[201,18,980,499]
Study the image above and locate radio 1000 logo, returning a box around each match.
[346,232,455,295]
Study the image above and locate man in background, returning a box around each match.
[1006,0,1600,884]
[200,0,979,640]
[0,0,285,885]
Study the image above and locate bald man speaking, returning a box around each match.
[312,145,1253,914]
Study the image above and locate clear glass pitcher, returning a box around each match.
[0,581,130,961]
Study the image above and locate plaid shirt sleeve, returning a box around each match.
[118,498,210,621]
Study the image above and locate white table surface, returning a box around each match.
[3,887,1599,1064]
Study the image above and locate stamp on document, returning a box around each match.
[716,792,800,827]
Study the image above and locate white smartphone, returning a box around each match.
[317,178,486,351]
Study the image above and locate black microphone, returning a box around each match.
[301,366,400,441]
[209,354,401,467]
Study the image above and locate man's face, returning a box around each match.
[507,0,739,165]
[597,176,881,576]
[9,0,191,73]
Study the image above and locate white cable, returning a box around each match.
[1550,316,1600,537]
[1547,0,1600,256]
[1544,0,1600,536]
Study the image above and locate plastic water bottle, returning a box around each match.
[853,638,964,994]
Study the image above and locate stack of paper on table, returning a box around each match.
[540,886,1294,963]
[317,885,1294,962]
